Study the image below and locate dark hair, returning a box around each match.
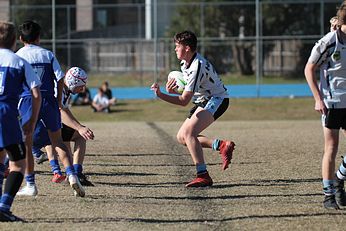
[18,20,41,43]
[173,30,197,52]
[0,21,16,49]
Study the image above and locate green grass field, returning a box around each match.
[71,97,319,122]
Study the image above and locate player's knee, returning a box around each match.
[10,159,26,173]
[176,133,185,145]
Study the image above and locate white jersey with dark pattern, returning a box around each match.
[180,53,228,103]
[61,87,72,109]
[308,29,346,108]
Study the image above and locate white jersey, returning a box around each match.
[180,53,228,103]
[93,93,109,107]
[308,29,346,108]
[61,87,72,109]
[16,44,64,97]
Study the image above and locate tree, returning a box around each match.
[167,0,341,77]
[166,0,255,75]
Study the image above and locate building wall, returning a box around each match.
[76,0,93,31]
[0,0,9,21]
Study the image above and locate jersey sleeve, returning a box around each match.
[23,59,41,89]
[61,91,70,109]
[51,54,65,82]
[308,33,335,66]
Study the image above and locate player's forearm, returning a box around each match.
[61,108,83,130]
[157,91,190,106]
[56,79,64,108]
[305,63,323,102]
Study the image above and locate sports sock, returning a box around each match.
[212,139,221,151]
[50,159,62,175]
[0,163,5,196]
[32,146,43,159]
[336,156,346,180]
[25,173,35,186]
[65,166,75,176]
[323,179,336,195]
[73,164,83,175]
[0,171,23,212]
[196,163,207,174]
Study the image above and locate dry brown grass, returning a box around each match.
[2,121,346,230]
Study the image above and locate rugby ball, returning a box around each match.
[167,71,186,94]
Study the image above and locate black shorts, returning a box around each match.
[61,124,76,142]
[323,108,346,129]
[0,142,26,161]
[188,97,229,120]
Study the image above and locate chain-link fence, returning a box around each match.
[0,0,342,88]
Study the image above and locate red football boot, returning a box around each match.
[51,173,66,183]
[185,172,213,187]
[219,140,235,170]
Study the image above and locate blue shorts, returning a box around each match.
[33,119,51,148]
[0,104,23,148]
[33,121,76,150]
[189,97,229,120]
[18,95,62,132]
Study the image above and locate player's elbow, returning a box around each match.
[179,98,190,106]
[304,63,316,78]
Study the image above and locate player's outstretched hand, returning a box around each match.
[78,126,94,140]
[166,78,178,94]
[150,83,161,96]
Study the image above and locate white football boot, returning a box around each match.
[16,184,38,196]
[68,174,85,197]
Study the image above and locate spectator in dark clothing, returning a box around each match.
[72,87,92,106]
[101,81,117,105]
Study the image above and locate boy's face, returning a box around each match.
[73,85,85,94]
[175,42,188,60]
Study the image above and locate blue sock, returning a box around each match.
[32,146,43,159]
[212,139,221,151]
[0,163,5,196]
[25,174,35,186]
[196,163,207,174]
[0,193,14,212]
[323,179,335,195]
[73,164,83,175]
[65,166,75,176]
[50,159,62,175]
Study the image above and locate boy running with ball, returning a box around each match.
[151,30,235,187]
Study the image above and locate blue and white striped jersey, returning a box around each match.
[308,30,346,109]
[0,48,41,108]
[16,44,64,97]
[180,53,228,103]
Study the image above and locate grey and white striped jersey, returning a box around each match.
[308,30,346,108]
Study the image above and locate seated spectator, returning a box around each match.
[92,87,111,113]
[101,81,117,105]
[72,87,92,106]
